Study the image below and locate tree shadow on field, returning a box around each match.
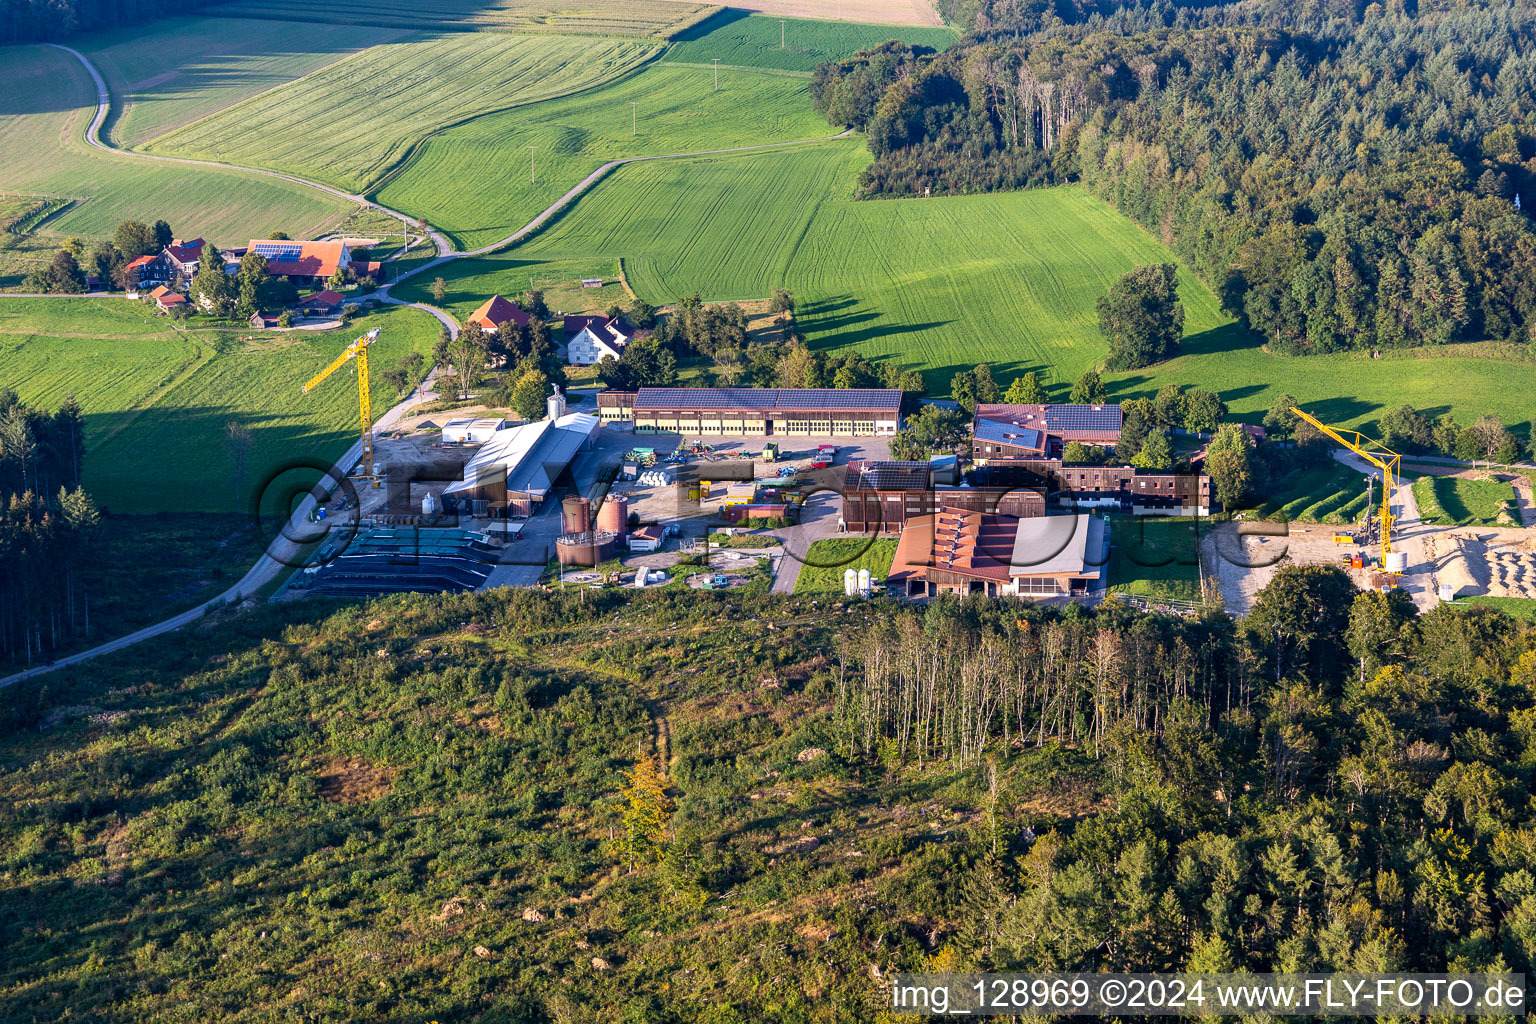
[1177,320,1256,358]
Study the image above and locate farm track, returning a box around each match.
[5,46,853,684]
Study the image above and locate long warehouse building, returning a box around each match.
[627,388,902,436]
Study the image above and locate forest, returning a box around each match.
[812,0,1536,355]
[2,567,1535,1019]
[0,0,220,41]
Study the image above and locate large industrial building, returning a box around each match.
[886,510,1106,599]
[443,411,600,516]
[623,388,902,436]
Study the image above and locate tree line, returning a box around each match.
[812,1,1536,356]
[0,389,100,666]
[2,0,218,42]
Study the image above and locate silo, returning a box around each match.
[561,496,591,534]
[597,495,629,540]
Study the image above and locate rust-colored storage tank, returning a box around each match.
[556,530,618,567]
[597,495,629,540]
[561,496,591,534]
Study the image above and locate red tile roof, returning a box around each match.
[156,292,188,307]
[246,239,348,278]
[302,289,346,307]
[164,238,205,265]
[468,294,530,330]
[125,254,156,270]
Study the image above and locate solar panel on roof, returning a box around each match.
[253,242,303,263]
[633,388,902,413]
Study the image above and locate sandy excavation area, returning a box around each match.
[1430,529,1536,599]
[661,0,944,27]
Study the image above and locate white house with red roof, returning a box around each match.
[564,314,633,365]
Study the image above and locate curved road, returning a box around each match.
[3,48,853,686]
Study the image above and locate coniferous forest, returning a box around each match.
[3,574,1536,1020]
[812,0,1536,355]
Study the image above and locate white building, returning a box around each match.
[564,314,633,365]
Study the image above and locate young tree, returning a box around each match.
[1063,440,1099,464]
[509,367,550,420]
[448,325,488,400]
[1097,263,1184,369]
[1130,429,1173,470]
[889,404,967,461]
[627,298,657,329]
[777,345,824,389]
[769,288,795,314]
[521,289,549,319]
[1152,384,1186,427]
[235,250,271,319]
[1378,404,1432,452]
[1431,414,1461,457]
[327,267,348,291]
[45,249,87,293]
[1069,369,1107,404]
[1467,414,1514,463]
[1117,397,1153,462]
[190,243,234,315]
[1204,424,1252,511]
[1003,371,1049,404]
[619,753,673,873]
[430,277,447,303]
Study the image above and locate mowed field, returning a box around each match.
[659,0,944,28]
[0,45,356,243]
[205,0,718,37]
[510,142,1225,387]
[664,9,954,72]
[0,299,438,512]
[83,17,408,146]
[375,64,837,250]
[145,33,660,194]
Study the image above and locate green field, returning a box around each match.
[0,45,356,244]
[397,255,629,319]
[1106,515,1203,602]
[663,10,955,72]
[84,17,408,146]
[1464,596,1536,620]
[203,0,716,37]
[374,63,835,250]
[146,33,660,194]
[0,298,438,512]
[793,537,898,595]
[1413,475,1517,526]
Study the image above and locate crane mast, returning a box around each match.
[1290,407,1402,572]
[303,328,381,480]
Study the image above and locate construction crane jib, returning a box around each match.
[303,328,381,480]
[1290,406,1403,572]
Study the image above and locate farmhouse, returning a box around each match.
[887,509,1104,599]
[630,388,901,436]
[564,314,632,365]
[246,239,350,285]
[468,295,530,332]
[149,285,188,313]
[972,404,1123,457]
[163,238,205,279]
[123,253,169,290]
[840,460,1046,533]
[443,412,600,516]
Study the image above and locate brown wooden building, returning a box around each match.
[840,461,1046,533]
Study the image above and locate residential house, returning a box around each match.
[150,285,188,314]
[123,253,169,291]
[467,294,530,332]
[245,239,351,286]
[163,238,205,280]
[564,314,633,365]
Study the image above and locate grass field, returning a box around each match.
[1464,596,1536,620]
[1106,516,1203,603]
[0,298,438,512]
[203,0,717,37]
[793,537,897,595]
[1258,462,1373,523]
[0,45,356,244]
[398,255,630,320]
[83,17,407,147]
[146,33,660,194]
[1413,475,1517,526]
[663,9,954,72]
[373,63,834,250]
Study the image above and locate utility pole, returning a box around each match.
[529,145,537,184]
[631,101,637,135]
[712,58,719,91]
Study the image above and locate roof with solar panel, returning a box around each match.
[245,239,349,278]
[633,388,902,414]
[973,419,1047,449]
[845,460,932,492]
[973,403,1123,443]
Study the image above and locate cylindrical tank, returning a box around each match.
[1382,550,1408,574]
[556,530,618,567]
[421,492,437,516]
[561,496,591,534]
[597,494,629,539]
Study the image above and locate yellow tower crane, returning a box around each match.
[1290,406,1405,573]
[303,328,381,481]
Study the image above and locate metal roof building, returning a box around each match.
[443,412,600,515]
[974,403,1123,449]
[630,388,901,436]
[887,511,1105,599]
